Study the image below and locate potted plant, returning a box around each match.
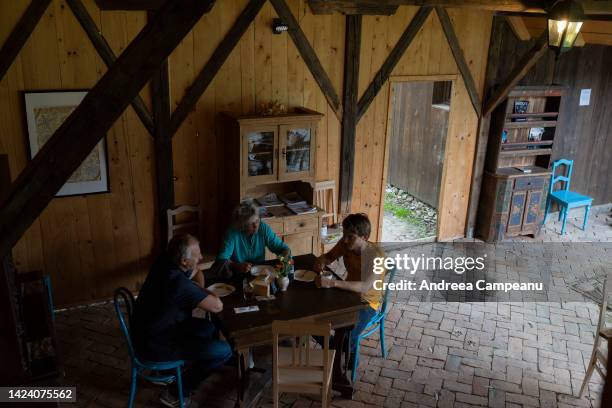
[275,255,293,291]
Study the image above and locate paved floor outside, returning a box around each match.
[56,205,612,407]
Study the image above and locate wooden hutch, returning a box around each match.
[477,86,565,242]
[219,108,325,257]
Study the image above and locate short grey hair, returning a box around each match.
[167,234,199,266]
[232,202,259,229]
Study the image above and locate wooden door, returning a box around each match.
[521,189,543,234]
[242,125,278,186]
[278,123,316,182]
[506,190,526,235]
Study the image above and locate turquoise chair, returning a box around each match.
[544,159,593,235]
[113,287,185,408]
[351,266,397,382]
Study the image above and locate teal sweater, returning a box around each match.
[217,221,289,264]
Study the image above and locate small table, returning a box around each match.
[214,254,367,407]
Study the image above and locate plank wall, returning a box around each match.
[0,0,491,306]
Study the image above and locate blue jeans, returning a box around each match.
[350,307,377,354]
[171,319,233,397]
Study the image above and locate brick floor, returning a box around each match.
[55,205,611,407]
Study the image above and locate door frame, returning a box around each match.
[377,74,458,241]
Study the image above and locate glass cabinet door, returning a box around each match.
[243,126,278,183]
[279,124,315,180]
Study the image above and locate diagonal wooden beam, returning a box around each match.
[0,0,216,258]
[66,0,155,136]
[270,0,343,121]
[483,30,548,116]
[356,6,432,121]
[436,6,481,117]
[505,15,530,41]
[339,14,361,215]
[168,0,266,137]
[0,0,52,83]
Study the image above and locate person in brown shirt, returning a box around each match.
[313,213,386,358]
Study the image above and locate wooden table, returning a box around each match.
[214,254,368,407]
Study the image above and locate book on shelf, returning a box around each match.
[280,192,306,205]
[256,192,284,207]
[512,100,529,122]
[266,206,294,217]
[287,202,317,215]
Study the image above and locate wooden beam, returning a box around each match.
[94,0,165,10]
[308,0,398,15]
[305,1,612,15]
[270,0,343,121]
[436,7,481,116]
[339,15,361,215]
[356,7,432,121]
[168,0,266,137]
[148,9,173,246]
[506,15,531,41]
[483,31,548,116]
[66,0,155,136]
[0,0,215,259]
[0,0,52,83]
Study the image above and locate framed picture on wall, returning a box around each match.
[23,91,110,197]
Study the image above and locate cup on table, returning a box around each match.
[320,271,333,282]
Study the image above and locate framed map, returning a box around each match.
[24,91,109,197]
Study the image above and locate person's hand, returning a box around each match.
[236,262,252,274]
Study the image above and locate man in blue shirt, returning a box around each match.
[217,203,290,275]
[133,234,232,408]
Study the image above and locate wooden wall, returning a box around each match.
[487,17,612,205]
[0,0,492,306]
[353,8,492,240]
[387,81,449,208]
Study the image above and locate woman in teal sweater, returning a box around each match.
[217,203,290,274]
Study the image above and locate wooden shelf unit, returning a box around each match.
[218,108,325,257]
[477,86,565,242]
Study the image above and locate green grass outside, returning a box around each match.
[383,193,426,228]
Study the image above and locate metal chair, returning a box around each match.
[544,159,593,235]
[351,266,397,382]
[113,287,185,408]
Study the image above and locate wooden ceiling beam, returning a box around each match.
[169,0,266,137]
[66,0,155,136]
[483,30,548,116]
[308,1,612,15]
[308,0,399,15]
[506,15,531,40]
[436,6,482,116]
[94,0,165,10]
[0,0,215,258]
[356,6,433,121]
[270,0,343,121]
[0,0,52,83]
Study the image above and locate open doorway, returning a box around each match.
[381,80,452,242]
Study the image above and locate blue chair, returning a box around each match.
[113,287,186,408]
[543,159,593,235]
[351,267,397,382]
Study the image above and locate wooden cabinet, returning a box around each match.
[476,86,563,242]
[220,108,324,257]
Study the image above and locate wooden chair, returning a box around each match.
[544,159,593,235]
[579,273,612,397]
[314,180,337,226]
[272,320,335,408]
[166,205,215,272]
